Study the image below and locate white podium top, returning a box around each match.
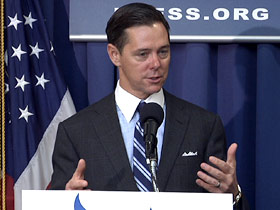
[22,190,233,210]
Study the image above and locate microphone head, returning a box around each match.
[140,102,164,125]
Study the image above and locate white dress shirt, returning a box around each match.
[115,81,166,169]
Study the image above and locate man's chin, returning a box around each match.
[146,86,162,95]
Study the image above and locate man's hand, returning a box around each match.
[196,143,239,197]
[65,159,89,190]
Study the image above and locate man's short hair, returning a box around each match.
[105,3,170,53]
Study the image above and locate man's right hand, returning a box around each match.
[65,159,89,190]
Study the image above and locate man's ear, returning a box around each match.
[107,44,121,67]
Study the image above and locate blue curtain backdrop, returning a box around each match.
[39,0,280,209]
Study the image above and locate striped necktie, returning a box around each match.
[133,102,153,192]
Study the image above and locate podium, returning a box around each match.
[22,190,233,210]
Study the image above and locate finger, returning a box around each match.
[196,178,221,193]
[209,156,232,174]
[227,143,238,167]
[197,170,220,187]
[200,162,226,181]
[65,159,88,190]
[65,179,88,190]
[73,159,86,180]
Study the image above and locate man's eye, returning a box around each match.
[139,52,148,57]
[158,50,169,58]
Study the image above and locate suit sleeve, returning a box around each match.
[50,122,80,190]
[205,115,250,210]
[204,114,227,163]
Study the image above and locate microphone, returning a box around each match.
[140,102,164,192]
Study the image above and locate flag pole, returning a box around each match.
[0,0,6,208]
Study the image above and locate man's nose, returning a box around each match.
[150,53,160,69]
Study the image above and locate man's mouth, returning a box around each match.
[147,76,162,83]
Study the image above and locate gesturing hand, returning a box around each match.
[196,143,239,197]
[65,159,89,190]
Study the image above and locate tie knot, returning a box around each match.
[137,101,146,113]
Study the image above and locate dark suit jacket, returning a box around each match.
[50,90,248,209]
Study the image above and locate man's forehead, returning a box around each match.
[125,22,167,34]
[124,23,169,47]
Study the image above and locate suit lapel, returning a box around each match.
[89,94,138,191]
[157,91,191,191]
[87,92,191,191]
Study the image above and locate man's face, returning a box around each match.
[109,22,170,99]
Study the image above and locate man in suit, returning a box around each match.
[51,2,248,209]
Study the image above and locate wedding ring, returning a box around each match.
[216,181,221,188]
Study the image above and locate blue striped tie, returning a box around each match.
[133,102,153,192]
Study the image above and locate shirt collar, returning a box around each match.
[115,81,165,122]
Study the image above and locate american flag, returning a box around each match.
[4,0,76,209]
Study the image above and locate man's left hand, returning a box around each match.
[196,143,239,197]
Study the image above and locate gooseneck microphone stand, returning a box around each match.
[149,157,159,192]
[146,139,159,192]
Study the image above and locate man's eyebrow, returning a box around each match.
[135,48,150,51]
[132,48,151,54]
[159,44,170,49]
